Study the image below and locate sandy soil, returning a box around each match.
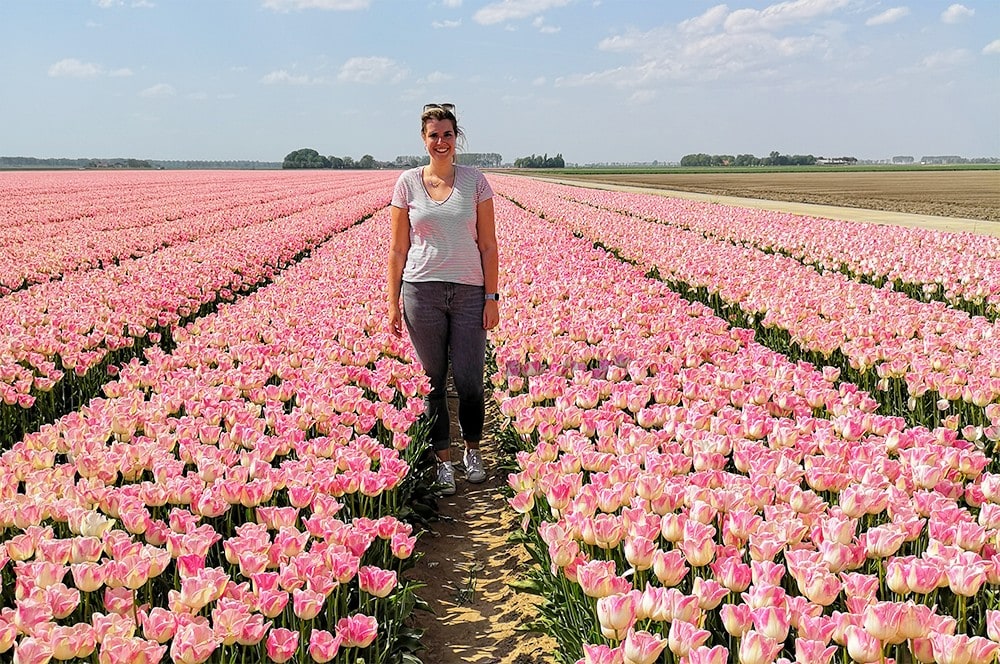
[407,396,558,664]
[406,169,1000,664]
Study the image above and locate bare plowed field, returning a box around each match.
[535,170,1000,222]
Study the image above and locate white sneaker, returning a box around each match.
[464,448,486,484]
[436,462,456,496]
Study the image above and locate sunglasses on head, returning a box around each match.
[423,103,455,113]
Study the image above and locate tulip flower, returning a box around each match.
[737,630,781,664]
[622,629,667,664]
[844,625,881,664]
[168,620,218,664]
[265,627,299,663]
[308,629,342,663]
[667,618,710,658]
[336,613,378,649]
[580,643,625,664]
[596,591,639,641]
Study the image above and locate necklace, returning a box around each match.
[425,168,454,188]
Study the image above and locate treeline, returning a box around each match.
[0,156,155,169]
[513,153,565,168]
[681,152,818,167]
[0,156,283,170]
[283,149,504,170]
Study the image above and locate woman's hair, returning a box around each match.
[421,106,463,143]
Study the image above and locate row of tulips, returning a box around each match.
[545,179,1000,320]
[486,195,1000,664]
[0,171,396,294]
[0,173,399,447]
[492,176,1000,439]
[2,201,437,663]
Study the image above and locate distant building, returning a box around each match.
[892,156,915,164]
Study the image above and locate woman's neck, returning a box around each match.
[425,158,455,180]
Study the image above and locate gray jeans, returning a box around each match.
[402,281,487,451]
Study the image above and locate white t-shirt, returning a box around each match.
[391,165,494,286]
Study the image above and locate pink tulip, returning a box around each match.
[336,613,378,649]
[596,591,639,641]
[265,627,299,663]
[12,637,52,664]
[862,601,905,645]
[651,549,688,586]
[235,614,270,647]
[357,565,397,599]
[667,618,710,658]
[737,629,781,664]
[687,645,729,664]
[580,643,624,664]
[751,605,790,643]
[169,620,218,664]
[622,629,667,664]
[720,602,752,637]
[793,638,837,664]
[844,625,881,664]
[141,606,177,644]
[308,629,342,663]
[712,555,752,592]
[930,633,1000,664]
[257,588,290,618]
[292,587,326,621]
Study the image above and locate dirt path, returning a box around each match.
[407,396,558,664]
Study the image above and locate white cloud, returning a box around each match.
[420,71,453,84]
[919,48,973,69]
[262,0,370,11]
[724,0,850,34]
[532,76,546,86]
[48,58,103,78]
[139,83,175,98]
[442,0,462,6]
[94,0,154,7]
[532,16,560,33]
[984,40,1000,55]
[678,4,729,35]
[473,0,572,25]
[260,70,317,85]
[865,7,909,27]
[628,89,657,104]
[337,56,407,84]
[109,68,134,77]
[941,4,973,24]
[432,19,461,28]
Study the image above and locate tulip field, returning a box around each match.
[1,169,999,664]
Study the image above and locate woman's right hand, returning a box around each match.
[388,303,403,337]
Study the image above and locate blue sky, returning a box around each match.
[2,0,998,164]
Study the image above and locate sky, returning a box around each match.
[2,0,998,164]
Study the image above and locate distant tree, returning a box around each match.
[282,148,330,169]
[513,153,564,168]
[358,154,376,169]
[329,156,345,169]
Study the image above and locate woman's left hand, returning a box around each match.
[483,300,499,330]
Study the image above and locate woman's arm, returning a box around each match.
[476,196,499,330]
[388,205,411,337]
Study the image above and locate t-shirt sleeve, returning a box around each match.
[475,171,494,204]
[391,171,411,208]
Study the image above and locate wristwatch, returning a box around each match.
[485,293,500,301]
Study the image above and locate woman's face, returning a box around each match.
[422,118,456,161]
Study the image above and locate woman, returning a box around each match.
[388,103,500,496]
